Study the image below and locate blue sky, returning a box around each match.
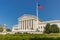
[0,0,60,29]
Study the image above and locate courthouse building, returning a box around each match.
[12,14,60,33]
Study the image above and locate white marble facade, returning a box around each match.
[12,14,60,33]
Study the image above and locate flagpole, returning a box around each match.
[36,0,38,28]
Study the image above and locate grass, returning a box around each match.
[0,33,60,40]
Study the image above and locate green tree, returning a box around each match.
[50,24,59,33]
[0,24,4,32]
[0,24,11,32]
[44,23,59,34]
[6,28,11,32]
[44,23,50,34]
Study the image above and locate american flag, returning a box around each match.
[38,4,44,9]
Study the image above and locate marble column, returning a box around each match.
[22,21,23,30]
[28,20,30,29]
[27,20,28,29]
[31,19,33,30]
[21,21,23,29]
[30,20,32,30]
[21,21,22,30]
[29,20,31,30]
[24,20,25,30]
[25,20,26,30]
[32,19,33,30]
[26,20,27,30]
[19,21,21,30]
[27,20,29,30]
[23,21,24,30]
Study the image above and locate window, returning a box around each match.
[14,28,18,30]
[41,26,42,29]
[38,27,40,29]
[41,30,42,32]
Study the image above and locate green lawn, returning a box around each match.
[0,33,60,40]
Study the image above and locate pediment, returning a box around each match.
[18,14,42,22]
[18,14,37,21]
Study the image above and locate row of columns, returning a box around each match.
[20,19,33,30]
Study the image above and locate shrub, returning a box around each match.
[44,23,59,34]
